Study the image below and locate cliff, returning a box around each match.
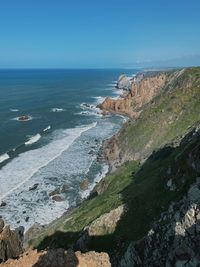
[97,71,167,118]
[1,67,200,267]
[103,68,200,171]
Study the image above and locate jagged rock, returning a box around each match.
[0,248,111,267]
[119,178,200,266]
[0,202,7,207]
[116,74,132,90]
[49,187,60,197]
[80,178,89,191]
[29,183,39,191]
[24,223,44,246]
[98,72,166,118]
[0,219,4,233]
[52,195,63,202]
[88,205,125,236]
[0,222,24,262]
[18,115,31,121]
[60,184,68,194]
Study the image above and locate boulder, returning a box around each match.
[52,195,63,202]
[60,184,68,194]
[17,115,31,122]
[0,202,6,207]
[29,183,39,191]
[80,178,89,191]
[0,248,111,267]
[49,188,60,197]
[0,222,24,262]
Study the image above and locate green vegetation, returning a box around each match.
[28,67,200,259]
[117,67,200,160]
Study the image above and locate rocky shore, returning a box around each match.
[1,67,200,266]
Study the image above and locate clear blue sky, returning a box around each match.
[0,0,200,68]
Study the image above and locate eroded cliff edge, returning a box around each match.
[98,71,167,118]
[101,68,199,171]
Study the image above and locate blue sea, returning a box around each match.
[0,69,137,230]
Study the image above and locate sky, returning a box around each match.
[0,0,200,68]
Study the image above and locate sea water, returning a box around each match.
[0,69,137,230]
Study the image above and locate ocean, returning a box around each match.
[0,69,137,230]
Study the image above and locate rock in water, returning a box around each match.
[0,220,24,262]
[49,187,60,197]
[52,195,63,202]
[61,183,68,193]
[29,183,39,191]
[80,178,89,191]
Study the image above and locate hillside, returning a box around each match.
[2,67,200,266]
[102,68,200,171]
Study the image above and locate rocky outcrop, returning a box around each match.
[1,248,111,267]
[0,220,24,262]
[80,178,89,191]
[98,72,167,118]
[76,205,125,251]
[88,205,125,236]
[120,177,200,267]
[116,74,132,90]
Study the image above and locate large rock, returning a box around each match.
[0,221,24,262]
[116,74,132,90]
[98,72,166,118]
[0,248,111,267]
[119,178,200,266]
[88,205,125,236]
[80,178,89,191]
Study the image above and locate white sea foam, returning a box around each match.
[51,108,65,112]
[25,134,41,145]
[76,111,102,117]
[80,103,96,110]
[107,83,116,87]
[43,125,51,132]
[0,122,97,201]
[80,164,109,199]
[0,153,10,164]
[10,109,19,112]
[92,96,106,104]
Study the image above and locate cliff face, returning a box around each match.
[120,177,200,267]
[98,72,167,118]
[103,68,200,171]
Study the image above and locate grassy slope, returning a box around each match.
[29,67,200,254]
[117,68,200,160]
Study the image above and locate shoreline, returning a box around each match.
[23,74,132,239]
